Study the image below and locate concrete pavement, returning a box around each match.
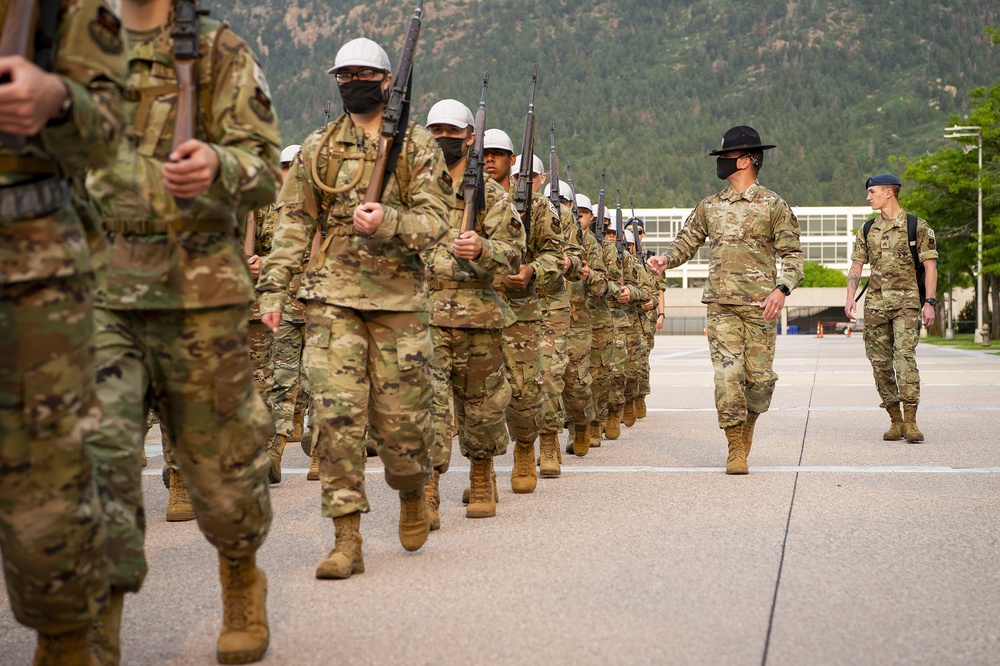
[3,335,1000,665]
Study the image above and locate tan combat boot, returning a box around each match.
[217,554,269,664]
[398,488,429,551]
[166,468,195,522]
[88,590,124,666]
[510,440,537,493]
[539,433,561,478]
[636,395,647,419]
[743,411,760,459]
[605,406,622,440]
[266,435,287,484]
[316,513,364,579]
[425,469,441,531]
[463,464,498,503]
[307,440,320,481]
[467,457,496,518]
[725,425,748,475]
[589,421,603,448]
[572,423,590,457]
[623,400,637,427]
[34,627,93,666]
[902,404,924,442]
[290,410,304,443]
[883,403,904,441]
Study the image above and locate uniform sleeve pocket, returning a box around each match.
[304,318,332,349]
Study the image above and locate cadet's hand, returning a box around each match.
[655,315,665,331]
[353,203,384,235]
[163,140,220,199]
[617,286,632,303]
[642,298,656,311]
[845,300,857,320]
[261,311,281,333]
[562,253,572,274]
[581,260,591,281]
[453,230,483,260]
[647,255,668,275]
[248,255,262,279]
[922,301,936,328]
[505,263,535,290]
[761,289,785,322]
[0,57,70,134]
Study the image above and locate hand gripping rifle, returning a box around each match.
[0,0,59,150]
[512,63,538,237]
[171,0,209,208]
[565,164,582,244]
[364,0,423,203]
[594,169,606,240]
[547,123,560,216]
[615,186,625,288]
[461,73,489,233]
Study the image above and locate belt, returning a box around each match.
[0,156,61,176]
[504,286,536,299]
[326,225,357,237]
[101,218,234,235]
[0,175,70,223]
[429,280,492,291]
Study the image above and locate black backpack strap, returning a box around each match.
[908,214,927,305]
[854,217,877,301]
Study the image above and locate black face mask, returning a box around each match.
[436,136,468,167]
[716,156,742,180]
[339,80,385,115]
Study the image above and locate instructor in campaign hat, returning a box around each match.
[648,126,803,474]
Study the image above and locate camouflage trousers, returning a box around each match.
[562,307,595,425]
[539,308,571,435]
[640,326,655,396]
[429,326,511,471]
[0,276,107,632]
[625,315,648,403]
[272,317,309,438]
[303,303,433,518]
[863,305,921,408]
[608,323,629,407]
[248,319,274,408]
[501,318,544,443]
[589,325,614,422]
[707,302,778,429]
[86,305,273,592]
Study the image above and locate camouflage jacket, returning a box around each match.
[568,229,608,305]
[0,0,125,285]
[494,188,562,322]
[660,181,803,306]
[257,115,451,314]
[538,202,584,311]
[602,238,635,329]
[423,177,523,329]
[86,19,281,309]
[626,251,656,325]
[248,202,308,322]
[587,231,614,329]
[852,208,936,311]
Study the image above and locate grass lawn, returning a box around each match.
[923,333,1000,354]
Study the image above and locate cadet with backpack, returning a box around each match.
[845,173,938,443]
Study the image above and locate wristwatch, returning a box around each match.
[925,297,937,306]
[776,284,791,296]
[657,313,665,320]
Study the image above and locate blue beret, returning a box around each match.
[865,173,902,189]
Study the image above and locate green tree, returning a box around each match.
[800,261,847,288]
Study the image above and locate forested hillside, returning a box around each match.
[215,0,1000,206]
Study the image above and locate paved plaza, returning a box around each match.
[2,335,999,665]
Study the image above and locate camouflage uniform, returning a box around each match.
[852,209,936,408]
[588,236,622,429]
[563,228,608,428]
[0,0,124,634]
[623,250,653,405]
[496,191,562,445]
[83,19,280,592]
[257,116,450,518]
[248,204,278,409]
[604,239,639,414]
[658,182,803,428]
[424,178,523,471]
[538,203,584,436]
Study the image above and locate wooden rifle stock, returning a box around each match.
[243,211,256,257]
[170,0,205,209]
[0,0,37,150]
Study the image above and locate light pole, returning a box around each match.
[944,125,983,342]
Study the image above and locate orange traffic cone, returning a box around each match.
[816,322,824,338]
[845,326,852,338]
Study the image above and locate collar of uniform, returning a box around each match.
[878,208,907,229]
[720,180,761,203]
[331,116,366,146]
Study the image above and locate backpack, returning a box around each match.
[862,213,926,305]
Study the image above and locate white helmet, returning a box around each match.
[426,99,473,128]
[483,128,514,153]
[543,180,573,201]
[512,153,545,176]
[279,144,302,165]
[575,193,592,211]
[328,38,391,74]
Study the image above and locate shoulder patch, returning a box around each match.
[248,87,275,122]
[88,6,124,55]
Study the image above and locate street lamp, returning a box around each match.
[944,125,983,343]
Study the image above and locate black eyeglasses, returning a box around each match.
[334,69,384,84]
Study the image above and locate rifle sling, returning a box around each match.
[33,0,60,71]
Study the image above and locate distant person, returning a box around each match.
[845,174,937,442]
[648,126,803,474]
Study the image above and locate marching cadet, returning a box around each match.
[601,214,640,439]
[622,227,657,427]
[648,126,803,474]
[256,39,450,578]
[0,0,125,662]
[422,116,524,523]
[82,0,281,661]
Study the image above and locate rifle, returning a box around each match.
[0,0,59,150]
[547,123,560,216]
[364,0,423,203]
[513,63,538,237]
[615,186,625,288]
[243,211,256,258]
[565,164,582,244]
[628,195,646,271]
[461,74,489,233]
[170,0,208,208]
[594,169,606,240]
[323,99,332,125]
